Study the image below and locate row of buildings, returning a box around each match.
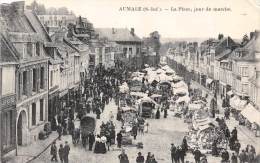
[0,1,159,162]
[166,31,260,113]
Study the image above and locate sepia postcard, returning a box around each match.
[0,0,260,162]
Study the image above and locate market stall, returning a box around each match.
[138,96,159,118]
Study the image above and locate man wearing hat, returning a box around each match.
[136,152,145,163]
[170,143,177,163]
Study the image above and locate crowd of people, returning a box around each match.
[47,64,259,163]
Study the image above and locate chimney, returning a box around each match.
[112,28,116,34]
[131,28,135,36]
[11,1,25,15]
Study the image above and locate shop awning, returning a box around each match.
[227,90,234,96]
[176,95,190,104]
[241,104,260,125]
[173,87,189,95]
[206,78,213,84]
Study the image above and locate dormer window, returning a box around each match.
[36,42,41,56]
[27,42,33,57]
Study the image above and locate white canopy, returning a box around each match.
[172,80,188,89]
[130,92,148,98]
[176,95,190,103]
[172,75,183,81]
[227,90,234,96]
[119,82,129,93]
[206,78,213,84]
[241,104,260,125]
[138,96,158,105]
[173,87,189,95]
[156,68,165,74]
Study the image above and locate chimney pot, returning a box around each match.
[131,28,135,35]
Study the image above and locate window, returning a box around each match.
[240,67,249,77]
[136,48,140,54]
[242,83,248,94]
[32,103,36,126]
[2,66,15,95]
[40,99,44,121]
[50,70,53,87]
[22,71,27,95]
[32,68,37,92]
[2,110,12,149]
[36,42,40,56]
[40,67,45,89]
[27,43,33,57]
[129,48,132,55]
[123,48,127,57]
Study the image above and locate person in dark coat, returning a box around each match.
[96,108,101,119]
[81,133,87,148]
[231,127,238,141]
[155,109,160,119]
[231,153,238,163]
[88,132,95,151]
[132,125,138,140]
[117,132,123,148]
[225,128,230,140]
[239,150,247,163]
[175,146,181,163]
[179,146,186,163]
[50,141,58,161]
[136,152,145,163]
[221,149,230,162]
[57,124,62,140]
[234,141,241,154]
[146,152,152,163]
[170,144,177,163]
[58,144,64,163]
[212,140,218,156]
[63,141,70,163]
[193,148,202,163]
[182,136,188,153]
[118,149,129,163]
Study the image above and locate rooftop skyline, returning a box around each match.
[1,0,260,39]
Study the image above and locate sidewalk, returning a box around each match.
[5,132,58,163]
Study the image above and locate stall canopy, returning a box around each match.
[206,78,213,84]
[176,95,190,104]
[130,92,147,98]
[241,104,260,125]
[227,90,234,96]
[230,95,247,111]
[172,80,188,89]
[173,87,189,95]
[138,96,158,105]
[119,82,129,93]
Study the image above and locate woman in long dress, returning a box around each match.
[94,135,101,153]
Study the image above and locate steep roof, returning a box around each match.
[95,28,141,42]
[216,49,232,61]
[24,10,51,42]
[229,31,260,62]
[0,33,19,63]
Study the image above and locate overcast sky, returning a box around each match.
[1,0,260,39]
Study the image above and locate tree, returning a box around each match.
[57,7,69,15]
[37,4,46,15]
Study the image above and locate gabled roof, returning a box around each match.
[0,33,19,63]
[229,31,260,62]
[95,28,141,42]
[24,10,52,42]
[216,49,232,61]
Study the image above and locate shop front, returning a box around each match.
[0,94,16,162]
